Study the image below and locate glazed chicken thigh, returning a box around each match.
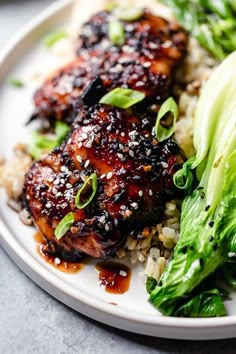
[25,95,184,260]
[33,9,187,123]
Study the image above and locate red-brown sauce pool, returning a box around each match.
[34,232,85,273]
[95,261,131,294]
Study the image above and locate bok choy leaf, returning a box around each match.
[149,51,236,316]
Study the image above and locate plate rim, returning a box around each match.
[0,0,236,340]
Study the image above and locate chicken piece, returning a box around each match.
[33,9,187,123]
[24,97,184,261]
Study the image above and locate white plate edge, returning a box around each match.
[0,0,236,339]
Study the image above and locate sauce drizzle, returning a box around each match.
[95,261,131,294]
[34,232,84,273]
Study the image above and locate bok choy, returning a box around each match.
[160,0,236,60]
[149,51,236,316]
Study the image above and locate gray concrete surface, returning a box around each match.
[0,1,236,353]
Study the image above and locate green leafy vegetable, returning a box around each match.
[43,29,68,48]
[28,121,70,160]
[100,88,145,109]
[160,0,236,59]
[108,20,125,46]
[146,277,158,294]
[222,263,236,288]
[114,6,144,21]
[75,173,97,209]
[149,51,236,317]
[9,78,24,88]
[155,97,178,142]
[174,288,227,317]
[55,212,74,240]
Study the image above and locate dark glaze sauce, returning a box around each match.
[34,232,84,273]
[95,261,131,294]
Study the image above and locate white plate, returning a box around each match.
[0,0,236,340]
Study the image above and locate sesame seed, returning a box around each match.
[117,153,124,159]
[82,133,88,140]
[77,136,84,142]
[53,178,60,185]
[121,132,125,137]
[143,62,151,68]
[131,202,138,210]
[119,270,127,277]
[100,174,106,179]
[78,142,83,149]
[54,257,61,265]
[45,202,52,208]
[129,150,134,158]
[120,205,126,210]
[119,144,124,150]
[60,166,68,173]
[47,177,54,183]
[66,183,72,189]
[84,141,92,148]
[149,42,158,49]
[99,215,106,223]
[76,155,82,163]
[161,162,168,169]
[52,187,58,195]
[107,172,113,180]
[56,192,62,197]
[138,190,143,197]
[149,189,153,196]
[105,223,110,232]
[84,160,90,168]
[129,130,136,137]
[60,179,65,184]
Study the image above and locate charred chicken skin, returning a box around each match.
[33,9,187,123]
[24,97,184,260]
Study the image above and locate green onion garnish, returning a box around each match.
[43,29,68,48]
[108,20,125,46]
[114,6,144,21]
[105,2,117,11]
[173,157,195,190]
[155,97,178,142]
[75,173,98,209]
[9,78,24,88]
[100,88,145,109]
[55,212,74,240]
[28,121,70,160]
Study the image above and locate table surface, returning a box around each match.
[0,1,236,353]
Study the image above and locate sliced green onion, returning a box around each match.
[105,2,117,11]
[108,20,125,46]
[75,173,97,209]
[28,121,70,160]
[155,97,178,142]
[114,6,144,21]
[173,157,195,190]
[55,212,74,240]
[43,29,68,48]
[9,78,24,88]
[100,88,145,109]
[55,121,70,144]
